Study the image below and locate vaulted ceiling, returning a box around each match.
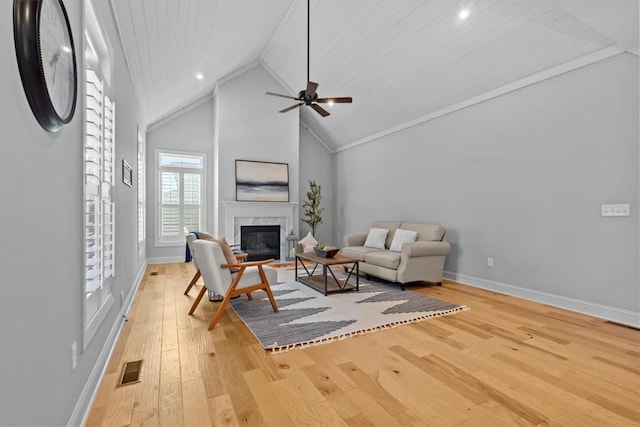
[110,0,639,152]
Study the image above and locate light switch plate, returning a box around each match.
[601,204,630,216]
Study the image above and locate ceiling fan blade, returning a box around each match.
[316,97,353,104]
[306,81,318,97]
[279,103,304,113]
[266,91,298,100]
[311,103,330,117]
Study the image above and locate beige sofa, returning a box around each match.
[341,221,450,289]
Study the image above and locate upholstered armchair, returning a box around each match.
[188,239,278,330]
[184,232,248,296]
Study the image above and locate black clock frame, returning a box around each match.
[13,0,78,133]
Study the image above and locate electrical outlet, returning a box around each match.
[71,341,78,370]
[601,204,630,216]
[120,291,125,306]
[487,257,494,268]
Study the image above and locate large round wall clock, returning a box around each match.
[14,0,78,133]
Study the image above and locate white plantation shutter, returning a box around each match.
[161,171,180,237]
[85,67,103,295]
[103,96,115,280]
[184,173,200,204]
[84,64,115,342]
[184,173,201,233]
[157,152,205,245]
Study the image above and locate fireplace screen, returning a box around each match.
[241,225,280,261]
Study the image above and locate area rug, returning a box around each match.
[228,273,468,353]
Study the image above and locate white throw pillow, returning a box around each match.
[299,231,318,253]
[364,228,389,249]
[389,229,418,252]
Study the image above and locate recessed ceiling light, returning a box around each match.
[196,73,204,80]
[458,9,470,20]
[328,100,334,106]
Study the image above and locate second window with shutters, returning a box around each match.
[156,151,205,246]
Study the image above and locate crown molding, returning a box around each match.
[146,93,213,133]
[337,46,626,153]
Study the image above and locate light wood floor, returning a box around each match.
[85,263,640,426]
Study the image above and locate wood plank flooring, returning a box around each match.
[85,263,640,426]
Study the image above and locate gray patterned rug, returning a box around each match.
[229,273,468,352]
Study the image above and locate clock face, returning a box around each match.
[39,0,76,121]
[13,0,77,132]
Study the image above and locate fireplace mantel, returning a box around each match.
[222,201,297,259]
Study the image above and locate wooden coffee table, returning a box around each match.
[295,252,359,296]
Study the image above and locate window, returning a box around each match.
[83,0,114,347]
[157,151,205,245]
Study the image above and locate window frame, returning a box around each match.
[83,0,114,350]
[155,149,206,247]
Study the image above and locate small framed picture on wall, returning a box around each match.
[122,159,133,187]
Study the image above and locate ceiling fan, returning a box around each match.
[265,0,352,117]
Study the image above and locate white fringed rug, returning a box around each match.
[229,271,468,353]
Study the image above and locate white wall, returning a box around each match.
[335,53,639,325]
[0,1,145,425]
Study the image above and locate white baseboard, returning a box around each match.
[68,261,147,427]
[147,256,185,265]
[443,271,640,329]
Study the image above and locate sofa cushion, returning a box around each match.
[389,228,418,252]
[340,246,380,262]
[364,228,388,249]
[364,250,401,270]
[400,223,445,241]
[372,221,402,248]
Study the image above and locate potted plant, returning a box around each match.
[301,179,323,236]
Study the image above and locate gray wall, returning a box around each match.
[0,1,145,425]
[146,98,215,262]
[335,53,639,322]
[145,64,301,261]
[299,124,336,245]
[214,65,300,236]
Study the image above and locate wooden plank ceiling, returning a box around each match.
[110,0,638,152]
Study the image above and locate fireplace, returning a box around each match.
[241,225,281,261]
[223,201,297,262]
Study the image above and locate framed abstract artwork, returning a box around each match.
[235,159,289,202]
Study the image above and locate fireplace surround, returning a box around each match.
[223,201,297,261]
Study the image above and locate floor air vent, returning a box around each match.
[118,360,143,386]
[150,272,158,276]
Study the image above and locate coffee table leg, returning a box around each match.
[295,256,298,281]
[323,264,328,296]
[356,262,359,291]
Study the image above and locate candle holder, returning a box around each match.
[285,230,298,261]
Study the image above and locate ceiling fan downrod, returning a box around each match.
[264,0,352,117]
[307,0,310,83]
